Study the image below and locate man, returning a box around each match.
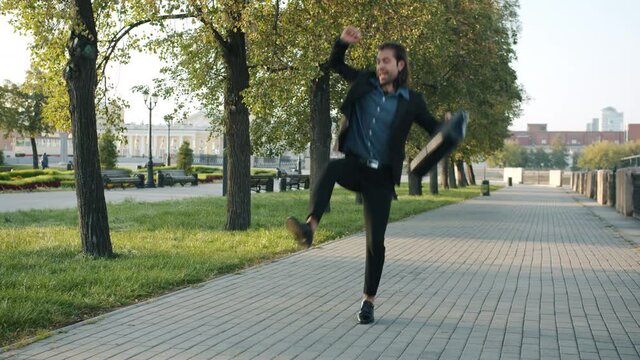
[287,26,440,324]
[41,153,49,169]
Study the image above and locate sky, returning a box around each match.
[1,1,639,131]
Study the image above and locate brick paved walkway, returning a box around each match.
[3,186,640,360]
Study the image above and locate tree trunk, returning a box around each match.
[448,158,457,188]
[64,0,112,257]
[222,29,251,230]
[440,158,449,190]
[222,134,227,196]
[455,159,468,187]
[408,172,422,195]
[309,68,331,211]
[429,165,438,195]
[407,159,422,195]
[30,137,38,169]
[466,163,476,185]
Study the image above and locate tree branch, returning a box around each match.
[191,4,229,51]
[97,13,194,77]
[248,64,295,73]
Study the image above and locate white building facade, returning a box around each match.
[600,106,624,131]
[119,111,222,161]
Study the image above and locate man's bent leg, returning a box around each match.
[288,158,359,248]
[308,158,359,224]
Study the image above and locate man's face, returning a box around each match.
[376,48,405,87]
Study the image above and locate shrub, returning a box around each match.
[252,169,276,176]
[176,141,194,173]
[60,180,75,188]
[192,165,222,174]
[0,175,64,190]
[4,169,46,178]
[99,131,118,169]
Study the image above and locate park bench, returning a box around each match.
[279,173,310,191]
[250,175,275,193]
[102,169,144,189]
[158,169,198,187]
[0,166,13,172]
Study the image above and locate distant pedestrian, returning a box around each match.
[41,153,49,169]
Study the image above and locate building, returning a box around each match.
[600,106,624,131]
[510,123,626,150]
[628,124,640,143]
[117,111,223,161]
[0,132,17,154]
[509,123,628,167]
[586,118,599,132]
[3,111,223,165]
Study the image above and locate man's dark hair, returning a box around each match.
[378,42,411,88]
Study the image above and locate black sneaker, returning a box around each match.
[357,300,375,324]
[286,216,313,248]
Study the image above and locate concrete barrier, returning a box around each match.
[549,170,563,187]
[504,167,523,185]
[596,170,608,205]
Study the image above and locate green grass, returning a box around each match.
[0,184,494,348]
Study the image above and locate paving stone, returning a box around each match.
[2,186,640,360]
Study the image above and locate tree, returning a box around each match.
[400,0,523,189]
[504,142,524,167]
[0,149,4,165]
[578,141,628,170]
[1,0,197,255]
[98,130,118,169]
[62,0,113,256]
[570,150,581,171]
[529,147,550,169]
[0,79,50,169]
[145,1,263,230]
[488,141,525,167]
[549,135,568,169]
[176,141,194,173]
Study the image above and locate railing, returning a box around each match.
[195,155,301,170]
[620,154,640,168]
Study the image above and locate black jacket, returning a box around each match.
[328,39,440,185]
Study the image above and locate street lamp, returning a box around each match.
[165,116,173,166]
[143,90,159,188]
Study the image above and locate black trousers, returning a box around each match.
[308,156,394,296]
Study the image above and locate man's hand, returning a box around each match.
[340,26,361,44]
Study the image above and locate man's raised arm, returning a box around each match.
[328,26,362,83]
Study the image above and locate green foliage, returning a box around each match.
[251,169,277,176]
[576,141,640,170]
[487,142,525,167]
[243,0,523,160]
[3,169,46,178]
[176,141,193,173]
[549,136,568,169]
[98,131,118,170]
[0,184,486,347]
[0,0,173,132]
[0,79,51,140]
[192,165,222,174]
[528,147,551,169]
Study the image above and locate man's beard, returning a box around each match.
[378,73,395,87]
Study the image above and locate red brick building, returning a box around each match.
[509,124,628,152]
[628,124,640,142]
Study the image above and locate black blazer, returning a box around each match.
[328,39,440,185]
